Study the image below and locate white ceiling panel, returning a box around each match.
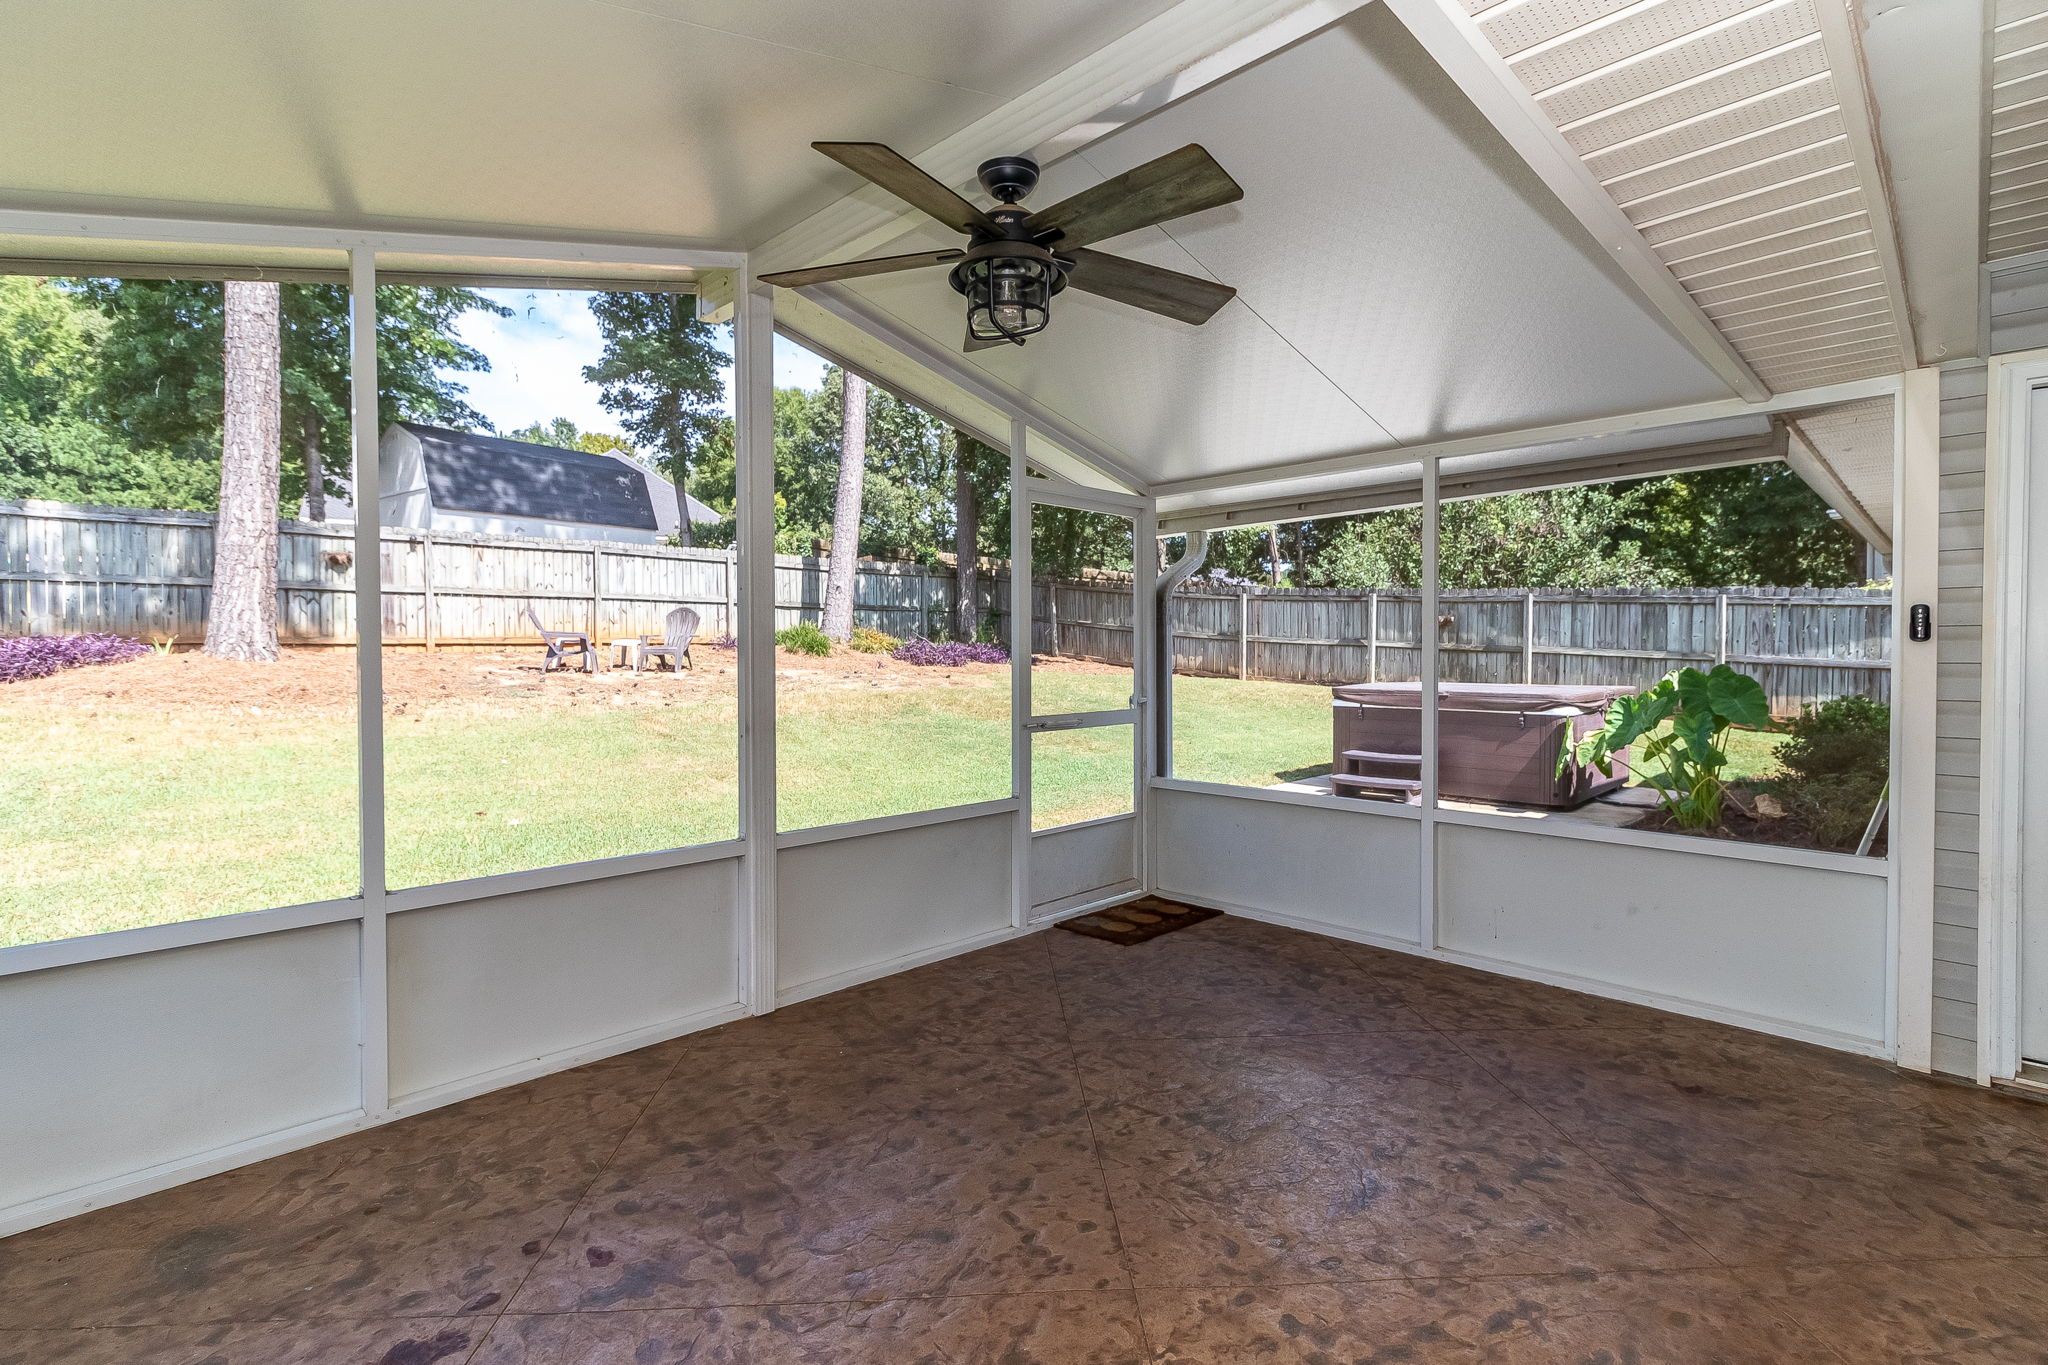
[837,6,1734,489]
[0,0,1174,248]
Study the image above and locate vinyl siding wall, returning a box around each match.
[1934,361,1986,1079]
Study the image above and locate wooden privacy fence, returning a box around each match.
[0,500,1000,648]
[4,501,1890,713]
[1039,579,1893,717]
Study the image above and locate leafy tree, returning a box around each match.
[0,276,103,424]
[583,293,728,547]
[1304,486,1668,589]
[0,417,212,509]
[506,416,633,456]
[67,278,504,515]
[1611,463,1861,587]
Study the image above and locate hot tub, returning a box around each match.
[1329,681,1636,808]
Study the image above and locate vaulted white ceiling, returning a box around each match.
[830,7,1739,490]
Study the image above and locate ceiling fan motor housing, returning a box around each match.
[976,154,1040,205]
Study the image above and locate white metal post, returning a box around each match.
[1134,500,1159,893]
[1010,417,1032,929]
[1419,460,1441,949]
[349,248,390,1118]
[1892,368,1941,1071]
[736,281,779,1012]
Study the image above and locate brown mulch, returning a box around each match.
[0,642,1107,715]
[1628,788,1885,857]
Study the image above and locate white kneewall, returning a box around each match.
[1437,823,1888,1050]
[1150,783,1890,1055]
[0,924,362,1222]
[1151,784,1422,945]
[776,810,1016,1003]
[386,860,742,1103]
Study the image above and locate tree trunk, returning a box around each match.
[820,371,868,642]
[301,410,325,522]
[952,431,979,642]
[1267,524,1281,588]
[206,280,283,662]
[671,461,694,548]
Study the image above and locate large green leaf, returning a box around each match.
[1676,664,1772,729]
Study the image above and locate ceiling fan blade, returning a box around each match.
[758,249,963,289]
[1062,248,1236,325]
[813,142,1000,235]
[962,328,1010,353]
[1026,144,1243,249]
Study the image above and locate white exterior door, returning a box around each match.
[2018,381,2048,1064]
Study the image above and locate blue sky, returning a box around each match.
[443,287,830,443]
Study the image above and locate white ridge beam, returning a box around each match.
[1379,0,1771,402]
[1853,0,1986,362]
[1810,0,1921,370]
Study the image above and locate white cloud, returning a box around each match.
[437,292,834,445]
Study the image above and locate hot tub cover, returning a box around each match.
[1330,681,1637,711]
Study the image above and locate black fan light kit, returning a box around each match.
[759,141,1244,351]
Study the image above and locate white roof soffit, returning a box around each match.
[1988,0,2048,261]
[1858,0,1984,362]
[1157,414,1784,531]
[1403,0,1917,389]
[1781,394,1894,550]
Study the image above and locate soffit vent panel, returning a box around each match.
[1472,0,1907,389]
[1990,0,2048,259]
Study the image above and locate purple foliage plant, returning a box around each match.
[0,634,152,684]
[889,636,1008,667]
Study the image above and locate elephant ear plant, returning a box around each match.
[1563,664,1772,830]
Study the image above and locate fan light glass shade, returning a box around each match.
[957,256,1057,342]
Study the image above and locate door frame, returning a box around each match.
[1981,348,2048,1083]
[1009,431,1154,927]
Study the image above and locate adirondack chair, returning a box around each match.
[524,602,597,674]
[636,606,700,673]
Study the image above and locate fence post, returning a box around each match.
[1716,592,1729,666]
[591,544,604,645]
[1521,590,1534,683]
[1367,589,1378,683]
[421,532,436,652]
[724,548,737,637]
[1237,591,1249,679]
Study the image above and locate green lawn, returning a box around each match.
[0,666,1786,948]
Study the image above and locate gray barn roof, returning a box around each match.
[402,423,660,531]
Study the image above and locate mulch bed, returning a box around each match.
[1628,788,1886,857]
[1057,895,1219,946]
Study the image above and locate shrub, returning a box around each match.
[891,636,1008,666]
[849,626,902,654]
[0,633,151,683]
[775,622,833,656]
[1771,695,1890,850]
[1775,694,1890,783]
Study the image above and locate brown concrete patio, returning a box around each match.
[2,914,2045,1363]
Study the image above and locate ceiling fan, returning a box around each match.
[759,141,1244,352]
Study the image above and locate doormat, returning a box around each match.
[1056,895,1220,946]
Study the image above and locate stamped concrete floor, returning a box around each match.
[7,914,2048,1363]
